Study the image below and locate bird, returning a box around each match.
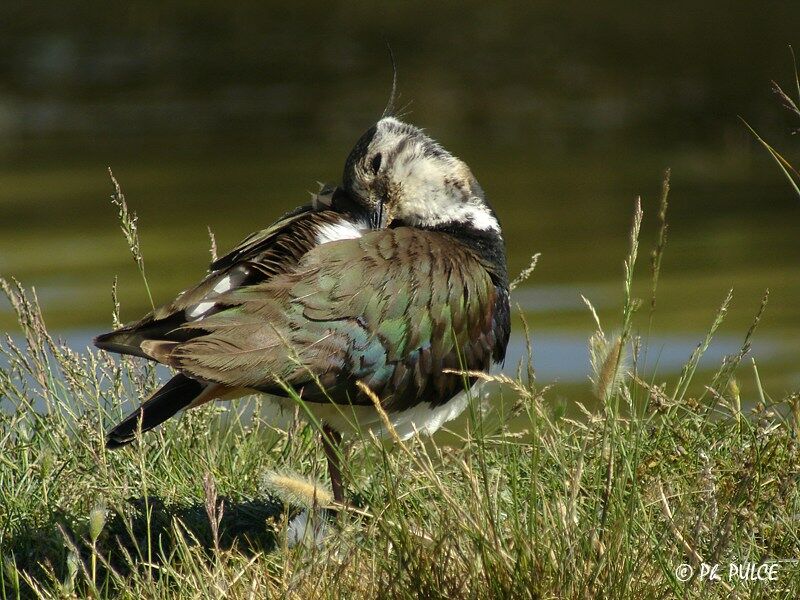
[94,116,511,504]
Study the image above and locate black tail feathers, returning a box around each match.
[106,373,205,449]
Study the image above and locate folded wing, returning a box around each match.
[162,227,510,411]
[94,207,347,358]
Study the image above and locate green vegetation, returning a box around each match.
[2,170,799,598]
[744,48,800,200]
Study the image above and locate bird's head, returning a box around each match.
[338,117,501,235]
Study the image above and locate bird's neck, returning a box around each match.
[424,221,509,290]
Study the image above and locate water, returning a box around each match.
[1,3,799,404]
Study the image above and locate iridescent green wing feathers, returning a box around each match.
[167,228,508,411]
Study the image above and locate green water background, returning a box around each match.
[0,2,798,403]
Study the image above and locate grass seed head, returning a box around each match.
[261,470,333,509]
[89,502,108,542]
[589,332,627,402]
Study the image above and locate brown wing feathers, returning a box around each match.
[94,209,343,358]
[159,228,505,411]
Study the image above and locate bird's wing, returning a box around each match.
[94,206,348,358]
[207,205,314,273]
[163,227,510,411]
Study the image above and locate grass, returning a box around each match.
[743,48,800,200]
[1,169,800,599]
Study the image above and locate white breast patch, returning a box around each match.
[315,220,364,245]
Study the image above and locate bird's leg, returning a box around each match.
[322,425,345,505]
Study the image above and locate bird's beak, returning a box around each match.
[373,197,387,229]
[372,177,395,229]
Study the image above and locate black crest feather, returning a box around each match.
[381,43,398,119]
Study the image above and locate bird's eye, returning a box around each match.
[370,153,382,175]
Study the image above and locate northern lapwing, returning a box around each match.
[95,117,511,503]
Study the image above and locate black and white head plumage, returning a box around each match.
[341,117,502,236]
